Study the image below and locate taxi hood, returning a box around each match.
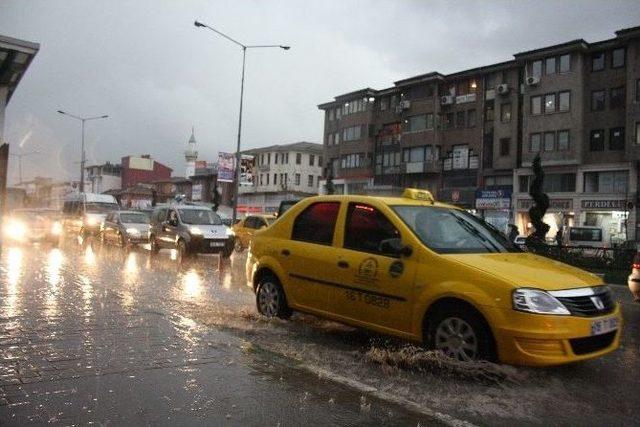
[445,252,602,290]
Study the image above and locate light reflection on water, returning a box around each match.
[122,252,140,309]
[44,249,64,319]
[181,269,203,300]
[4,247,23,318]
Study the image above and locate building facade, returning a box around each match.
[238,142,323,214]
[85,162,121,194]
[121,155,172,189]
[318,25,640,243]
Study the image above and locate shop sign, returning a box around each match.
[581,200,629,210]
[517,198,572,211]
[192,183,202,201]
[475,188,512,210]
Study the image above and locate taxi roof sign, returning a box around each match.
[402,188,435,203]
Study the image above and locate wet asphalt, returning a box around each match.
[0,239,639,426]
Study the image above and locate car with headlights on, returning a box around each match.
[2,208,62,246]
[246,188,622,367]
[149,205,234,260]
[62,193,120,243]
[100,210,150,248]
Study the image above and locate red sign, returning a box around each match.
[237,205,263,213]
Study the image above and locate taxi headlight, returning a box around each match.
[189,227,203,235]
[126,227,140,235]
[4,221,27,240]
[51,221,62,235]
[512,288,570,316]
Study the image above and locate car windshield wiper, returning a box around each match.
[452,214,501,253]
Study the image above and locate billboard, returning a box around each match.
[475,187,512,210]
[217,152,235,182]
[240,155,254,186]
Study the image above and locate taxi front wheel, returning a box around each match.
[426,306,496,363]
[256,276,292,319]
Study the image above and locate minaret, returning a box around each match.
[185,127,198,178]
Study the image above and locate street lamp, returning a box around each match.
[194,20,289,222]
[57,110,109,193]
[9,149,39,185]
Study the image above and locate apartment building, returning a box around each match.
[85,162,122,194]
[318,25,640,242]
[238,142,323,214]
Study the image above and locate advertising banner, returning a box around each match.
[240,155,255,186]
[475,187,512,210]
[192,183,202,201]
[217,152,235,182]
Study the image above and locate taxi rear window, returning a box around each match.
[291,202,340,245]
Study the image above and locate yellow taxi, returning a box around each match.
[245,189,622,366]
[233,214,276,251]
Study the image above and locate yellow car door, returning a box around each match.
[329,202,417,334]
[277,201,342,314]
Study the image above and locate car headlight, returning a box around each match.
[226,228,235,237]
[4,221,27,240]
[126,227,140,235]
[189,227,203,235]
[51,221,62,235]
[85,216,99,226]
[512,288,570,315]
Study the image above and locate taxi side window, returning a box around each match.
[245,217,258,229]
[344,203,400,256]
[291,202,340,245]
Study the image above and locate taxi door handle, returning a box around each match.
[281,249,290,257]
[337,260,349,269]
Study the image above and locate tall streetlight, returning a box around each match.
[194,20,289,222]
[9,149,40,184]
[57,110,109,193]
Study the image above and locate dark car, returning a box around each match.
[2,208,62,246]
[148,205,234,260]
[100,210,150,248]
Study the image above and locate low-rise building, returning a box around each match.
[85,162,122,194]
[121,155,172,189]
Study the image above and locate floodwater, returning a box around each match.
[1,239,639,426]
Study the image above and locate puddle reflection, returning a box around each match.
[181,269,203,300]
[4,247,23,318]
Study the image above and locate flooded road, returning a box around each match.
[1,241,639,426]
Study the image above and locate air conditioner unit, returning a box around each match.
[440,95,454,105]
[496,84,510,95]
[525,76,540,86]
[400,100,411,110]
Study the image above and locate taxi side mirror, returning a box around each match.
[380,238,412,258]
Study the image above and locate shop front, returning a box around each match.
[514,198,574,240]
[580,199,633,245]
[475,187,512,233]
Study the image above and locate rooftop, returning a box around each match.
[0,34,40,103]
[243,141,323,154]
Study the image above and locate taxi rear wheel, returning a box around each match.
[426,306,496,363]
[256,276,292,319]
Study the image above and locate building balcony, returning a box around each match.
[258,164,270,172]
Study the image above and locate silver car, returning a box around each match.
[100,210,150,248]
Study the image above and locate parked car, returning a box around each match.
[2,208,62,246]
[232,214,276,251]
[246,188,621,366]
[148,204,234,260]
[61,193,120,243]
[100,210,150,248]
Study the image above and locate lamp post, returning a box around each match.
[194,20,289,222]
[9,149,39,185]
[57,110,108,193]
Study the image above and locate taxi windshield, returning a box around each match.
[178,209,222,225]
[265,217,275,226]
[392,206,520,254]
[120,213,149,224]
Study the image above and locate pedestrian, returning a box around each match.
[556,226,563,247]
[508,224,519,243]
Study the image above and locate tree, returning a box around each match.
[527,154,550,244]
[324,166,335,195]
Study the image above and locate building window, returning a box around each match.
[309,154,315,166]
[544,173,576,192]
[591,90,605,111]
[612,47,625,68]
[307,175,314,187]
[455,111,465,128]
[544,93,556,114]
[592,52,605,71]
[531,60,542,78]
[380,98,388,111]
[341,153,365,169]
[403,146,425,163]
[266,173,270,185]
[636,79,640,103]
[267,153,271,164]
[559,54,571,73]
[531,96,542,115]
[484,104,494,122]
[296,153,302,164]
[467,109,476,127]
[273,173,277,185]
[342,125,362,141]
[590,129,604,151]
[610,87,625,109]
[260,174,263,185]
[285,152,290,163]
[584,171,628,193]
[328,109,335,121]
[519,175,531,193]
[558,91,570,112]
[637,122,640,145]
[545,57,556,75]
[294,173,301,186]
[336,107,341,119]
[500,103,511,123]
[318,156,323,167]
[543,132,555,151]
[327,134,333,146]
[274,153,278,164]
[499,138,510,156]
[610,127,625,150]
[557,130,570,151]
[404,115,427,132]
[530,133,541,152]
[317,176,321,187]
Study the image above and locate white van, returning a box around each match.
[563,226,606,248]
[62,193,119,240]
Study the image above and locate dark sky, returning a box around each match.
[1,0,639,184]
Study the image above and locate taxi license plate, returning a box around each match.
[590,316,618,336]
[210,241,225,248]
